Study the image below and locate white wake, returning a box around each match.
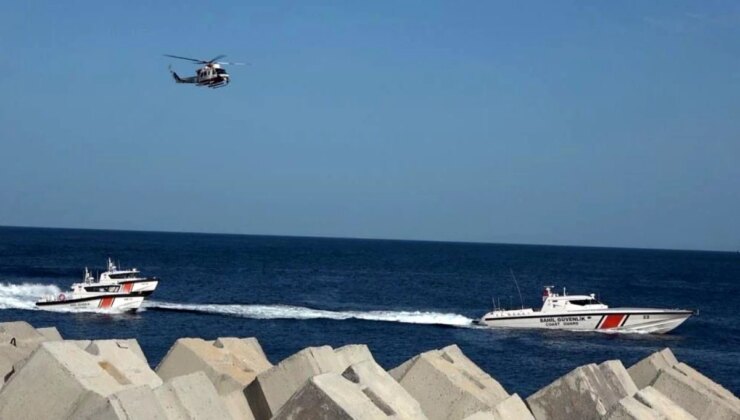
[0,282,62,310]
[145,301,475,327]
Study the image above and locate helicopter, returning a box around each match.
[164,54,245,88]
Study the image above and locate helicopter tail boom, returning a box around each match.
[168,66,195,84]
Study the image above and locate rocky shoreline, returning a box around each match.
[0,321,737,419]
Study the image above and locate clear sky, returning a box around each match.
[1,2,739,251]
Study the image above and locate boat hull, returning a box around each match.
[117,279,158,296]
[478,309,693,334]
[36,294,145,312]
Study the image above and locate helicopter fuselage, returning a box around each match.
[171,64,229,88]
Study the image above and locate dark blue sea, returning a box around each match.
[1,226,738,396]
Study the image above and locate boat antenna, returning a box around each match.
[509,268,524,309]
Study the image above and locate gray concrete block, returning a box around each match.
[463,413,496,420]
[157,337,272,392]
[441,345,509,399]
[154,371,234,420]
[0,321,46,347]
[341,359,427,419]
[605,396,662,420]
[0,344,30,385]
[389,356,416,383]
[0,342,129,420]
[244,345,344,420]
[0,322,56,385]
[633,386,696,420]
[334,344,375,367]
[390,345,509,420]
[526,363,626,420]
[459,396,535,420]
[85,340,162,388]
[36,327,63,342]
[627,348,678,390]
[94,338,148,363]
[490,394,534,420]
[652,367,739,420]
[71,385,169,420]
[600,360,638,398]
[67,339,93,350]
[272,372,391,420]
[672,362,740,410]
[156,337,272,419]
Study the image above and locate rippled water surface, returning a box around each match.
[1,226,738,396]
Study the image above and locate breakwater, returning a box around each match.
[0,320,737,419]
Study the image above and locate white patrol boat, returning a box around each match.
[477,286,694,334]
[35,259,159,312]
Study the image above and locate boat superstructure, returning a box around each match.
[95,258,158,297]
[36,258,159,312]
[477,286,694,334]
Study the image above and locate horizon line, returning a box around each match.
[0,223,735,254]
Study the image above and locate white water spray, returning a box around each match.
[0,283,62,310]
[145,301,475,327]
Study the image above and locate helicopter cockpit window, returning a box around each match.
[216,69,227,74]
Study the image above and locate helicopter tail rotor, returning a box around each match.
[168,65,185,83]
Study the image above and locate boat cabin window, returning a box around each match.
[109,273,138,279]
[568,299,600,306]
[85,285,120,292]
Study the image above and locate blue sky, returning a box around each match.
[1,2,739,251]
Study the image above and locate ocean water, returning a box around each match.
[1,226,738,396]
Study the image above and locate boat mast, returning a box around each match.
[510,269,524,309]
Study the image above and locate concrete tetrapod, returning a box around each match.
[70,385,169,420]
[335,344,377,367]
[626,348,740,418]
[0,321,61,387]
[244,344,375,420]
[390,345,511,420]
[651,367,740,420]
[0,341,135,420]
[633,386,696,420]
[671,362,740,410]
[462,394,535,420]
[156,337,273,419]
[525,360,638,420]
[340,359,427,419]
[489,394,535,420]
[85,340,163,388]
[0,344,29,385]
[605,395,663,420]
[0,321,49,347]
[463,413,497,420]
[273,372,392,420]
[626,348,678,390]
[36,326,63,342]
[154,371,234,420]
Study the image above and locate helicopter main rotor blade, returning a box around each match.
[163,54,207,63]
[216,61,249,66]
[207,54,227,64]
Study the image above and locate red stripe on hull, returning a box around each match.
[100,297,115,308]
[600,314,625,329]
[121,283,133,293]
